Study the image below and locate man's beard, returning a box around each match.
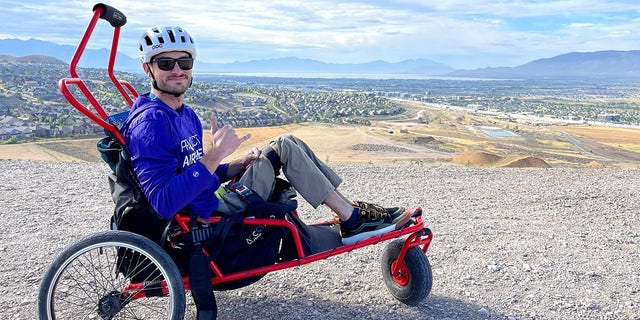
[153,76,191,97]
[148,68,192,98]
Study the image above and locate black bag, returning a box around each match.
[97,136,170,244]
[201,180,296,290]
[278,211,343,261]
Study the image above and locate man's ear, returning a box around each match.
[142,63,151,76]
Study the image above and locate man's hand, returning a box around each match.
[225,146,261,178]
[200,116,250,173]
[241,147,261,167]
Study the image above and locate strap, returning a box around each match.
[181,182,295,250]
[229,182,293,218]
[236,184,295,219]
[262,145,282,175]
[203,212,243,259]
[187,210,218,315]
[189,250,217,316]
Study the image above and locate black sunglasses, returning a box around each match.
[152,57,194,71]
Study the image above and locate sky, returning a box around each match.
[2,0,640,69]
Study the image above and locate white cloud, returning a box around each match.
[2,0,640,69]
[570,23,597,29]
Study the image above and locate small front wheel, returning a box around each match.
[38,230,186,319]
[381,238,432,305]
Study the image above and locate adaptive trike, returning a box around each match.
[37,4,434,319]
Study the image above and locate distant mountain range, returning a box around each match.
[0,54,65,64]
[0,38,141,71]
[0,38,453,75]
[200,57,455,75]
[2,38,640,79]
[449,50,640,79]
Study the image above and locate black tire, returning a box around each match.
[38,230,186,320]
[381,238,433,305]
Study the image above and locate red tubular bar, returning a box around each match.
[123,280,172,299]
[58,78,124,142]
[68,8,102,79]
[107,26,138,106]
[58,5,138,144]
[173,215,308,259]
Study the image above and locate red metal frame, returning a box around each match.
[61,4,434,301]
[121,208,432,298]
[175,208,432,290]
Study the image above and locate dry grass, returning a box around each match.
[0,123,451,165]
[219,124,303,155]
[553,125,640,153]
[0,143,62,161]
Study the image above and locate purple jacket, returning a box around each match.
[122,93,229,219]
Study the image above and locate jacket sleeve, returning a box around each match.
[214,163,230,182]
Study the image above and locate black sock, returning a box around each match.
[341,208,360,228]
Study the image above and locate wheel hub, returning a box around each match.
[391,260,409,286]
[97,291,123,319]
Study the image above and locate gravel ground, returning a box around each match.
[0,159,638,320]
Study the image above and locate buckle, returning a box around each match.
[232,182,253,198]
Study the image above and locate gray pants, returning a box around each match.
[216,134,343,213]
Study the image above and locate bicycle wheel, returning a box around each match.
[38,230,186,320]
[381,238,432,306]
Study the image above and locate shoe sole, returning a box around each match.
[341,210,411,245]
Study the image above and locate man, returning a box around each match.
[123,24,411,320]
[123,25,409,247]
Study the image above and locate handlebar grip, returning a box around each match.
[92,3,127,28]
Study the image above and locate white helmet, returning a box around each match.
[138,25,197,63]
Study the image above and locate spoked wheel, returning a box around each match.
[381,238,432,305]
[38,230,186,320]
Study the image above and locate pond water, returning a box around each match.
[479,126,518,137]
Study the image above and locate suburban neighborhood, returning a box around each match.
[0,60,406,142]
[1,58,639,143]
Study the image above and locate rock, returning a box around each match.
[487,264,501,273]
[478,307,491,318]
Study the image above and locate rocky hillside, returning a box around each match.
[0,54,66,64]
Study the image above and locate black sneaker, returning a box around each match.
[341,201,410,244]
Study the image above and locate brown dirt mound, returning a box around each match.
[452,150,503,167]
[499,155,550,168]
[414,136,442,145]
